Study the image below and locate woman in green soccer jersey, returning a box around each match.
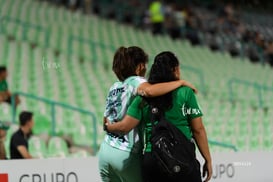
[104,51,212,182]
[98,47,197,182]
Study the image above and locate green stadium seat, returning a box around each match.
[33,114,51,135]
[28,136,47,158]
[72,123,93,147]
[48,136,69,158]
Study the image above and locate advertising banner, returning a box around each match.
[0,152,273,182]
[0,157,101,182]
[197,151,273,182]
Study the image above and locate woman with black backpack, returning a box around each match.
[104,51,212,182]
[98,47,198,182]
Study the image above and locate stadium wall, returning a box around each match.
[0,152,272,182]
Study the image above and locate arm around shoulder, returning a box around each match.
[137,80,195,97]
[105,115,140,135]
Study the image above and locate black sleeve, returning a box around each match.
[12,134,26,148]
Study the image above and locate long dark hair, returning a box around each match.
[145,51,179,111]
[112,46,148,81]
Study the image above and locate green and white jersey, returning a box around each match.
[103,76,146,153]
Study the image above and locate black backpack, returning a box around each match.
[149,106,196,177]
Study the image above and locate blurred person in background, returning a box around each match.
[149,0,165,35]
[0,121,9,160]
[164,3,182,40]
[185,7,201,46]
[83,0,92,14]
[0,66,20,107]
[68,0,81,11]
[10,111,34,159]
[105,51,212,182]
[265,40,273,67]
[248,32,266,63]
[98,46,197,182]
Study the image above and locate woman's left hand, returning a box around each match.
[181,80,198,94]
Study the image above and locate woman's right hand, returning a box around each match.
[103,117,111,132]
[202,160,212,182]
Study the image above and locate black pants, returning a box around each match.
[142,152,202,182]
[152,23,163,35]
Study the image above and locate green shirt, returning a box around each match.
[127,87,203,152]
[103,76,146,153]
[0,80,8,92]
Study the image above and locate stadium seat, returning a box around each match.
[72,123,93,147]
[28,136,47,158]
[47,136,69,158]
[33,114,51,135]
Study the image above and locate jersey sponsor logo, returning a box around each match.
[109,87,125,96]
[181,103,201,116]
[0,173,8,182]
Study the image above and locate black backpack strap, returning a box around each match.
[150,106,157,126]
[142,105,159,154]
[149,105,163,126]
